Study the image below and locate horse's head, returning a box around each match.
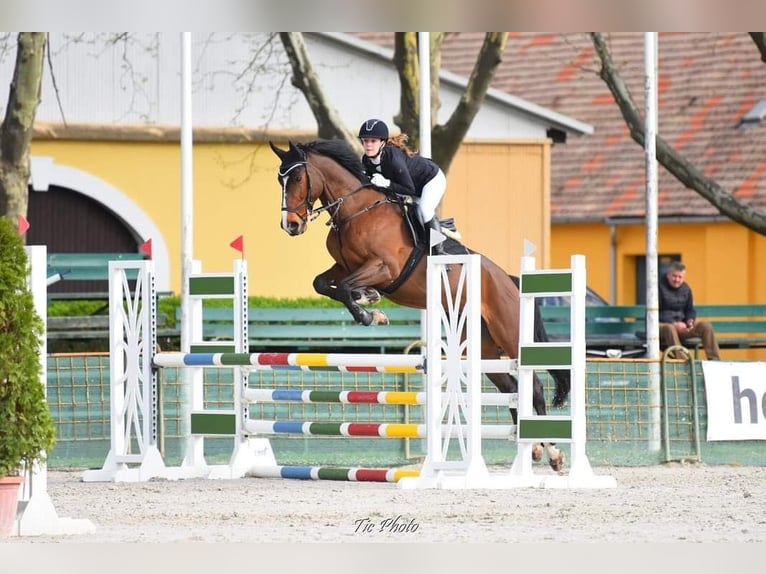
[269,140,315,236]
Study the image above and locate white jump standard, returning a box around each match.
[83,251,615,489]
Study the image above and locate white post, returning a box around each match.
[181,259,205,469]
[399,253,489,489]
[508,254,538,481]
[16,246,94,535]
[82,260,166,482]
[214,259,276,479]
[644,32,662,452]
[567,255,594,477]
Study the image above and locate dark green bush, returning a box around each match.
[0,218,56,477]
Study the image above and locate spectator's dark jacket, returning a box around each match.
[658,274,696,323]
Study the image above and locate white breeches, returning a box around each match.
[417,169,447,222]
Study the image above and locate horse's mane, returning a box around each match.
[299,139,368,184]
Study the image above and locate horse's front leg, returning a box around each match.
[331,259,394,326]
[313,264,382,306]
[312,264,347,305]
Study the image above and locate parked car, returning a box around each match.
[537,287,646,358]
[537,287,609,308]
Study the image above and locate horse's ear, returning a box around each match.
[269,140,287,160]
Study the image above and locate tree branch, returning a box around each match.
[591,32,766,235]
[278,33,360,151]
[433,33,507,172]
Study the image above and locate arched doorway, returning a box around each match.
[27,158,170,292]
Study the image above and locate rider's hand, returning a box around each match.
[371,173,391,188]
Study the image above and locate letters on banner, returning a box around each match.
[702,361,766,441]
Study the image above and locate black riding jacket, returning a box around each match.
[362,145,439,198]
[658,274,697,324]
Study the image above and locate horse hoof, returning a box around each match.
[370,309,389,325]
[531,444,543,462]
[549,453,565,473]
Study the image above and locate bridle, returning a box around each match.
[279,154,391,230]
[278,160,316,223]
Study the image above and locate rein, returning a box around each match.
[280,158,393,230]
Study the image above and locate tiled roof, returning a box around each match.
[353,33,766,221]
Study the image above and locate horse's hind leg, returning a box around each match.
[481,330,564,472]
[480,332,546,464]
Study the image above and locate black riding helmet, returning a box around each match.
[358,119,389,140]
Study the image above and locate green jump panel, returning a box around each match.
[520,272,572,294]
[189,275,236,296]
[518,417,572,440]
[190,412,236,435]
[190,344,237,353]
[519,345,572,366]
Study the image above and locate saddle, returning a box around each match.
[392,194,464,254]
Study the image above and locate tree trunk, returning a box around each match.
[279,33,361,152]
[432,32,507,173]
[0,33,45,227]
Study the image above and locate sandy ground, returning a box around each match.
[3,463,765,544]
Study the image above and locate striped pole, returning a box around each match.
[154,351,423,372]
[153,351,516,375]
[245,419,515,439]
[248,465,420,482]
[243,388,517,407]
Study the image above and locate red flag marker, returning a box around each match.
[17,214,30,235]
[230,235,244,254]
[140,238,153,258]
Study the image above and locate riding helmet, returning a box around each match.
[358,119,389,140]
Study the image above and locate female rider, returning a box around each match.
[358,118,447,255]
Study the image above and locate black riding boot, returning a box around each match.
[427,218,447,256]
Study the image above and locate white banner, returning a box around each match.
[702,361,766,441]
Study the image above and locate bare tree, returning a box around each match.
[279,32,508,174]
[591,32,766,235]
[0,33,45,226]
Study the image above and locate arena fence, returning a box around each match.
[46,353,766,469]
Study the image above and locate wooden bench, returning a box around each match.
[47,252,148,281]
[695,304,766,349]
[181,306,424,353]
[47,313,174,341]
[46,252,148,301]
[540,303,766,357]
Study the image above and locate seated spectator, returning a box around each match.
[658,261,720,360]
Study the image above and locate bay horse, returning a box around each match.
[269,139,569,471]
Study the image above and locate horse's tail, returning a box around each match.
[509,274,571,408]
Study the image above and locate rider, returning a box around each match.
[358,118,447,256]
